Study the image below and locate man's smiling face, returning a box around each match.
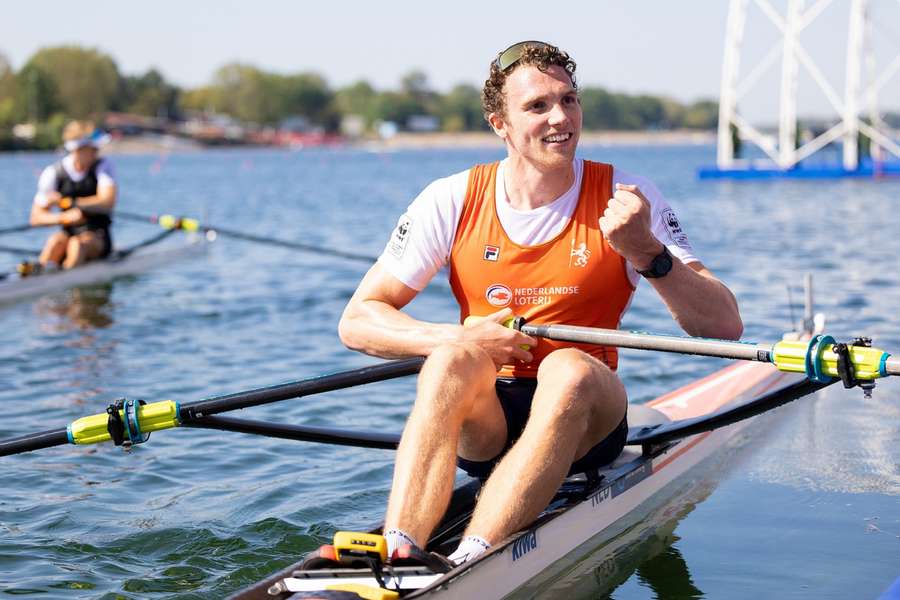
[490,64,582,170]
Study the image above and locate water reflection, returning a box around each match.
[523,479,716,600]
[32,284,117,406]
[34,284,115,331]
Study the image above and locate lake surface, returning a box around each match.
[0,144,897,599]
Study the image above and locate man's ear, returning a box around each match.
[487,112,507,140]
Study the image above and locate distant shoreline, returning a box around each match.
[4,130,717,156]
[371,130,715,150]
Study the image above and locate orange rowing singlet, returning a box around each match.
[448,160,635,378]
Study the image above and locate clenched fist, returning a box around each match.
[599,183,664,271]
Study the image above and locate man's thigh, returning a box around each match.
[74,231,105,260]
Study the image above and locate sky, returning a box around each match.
[5,0,900,124]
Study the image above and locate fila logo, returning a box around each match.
[483,245,500,261]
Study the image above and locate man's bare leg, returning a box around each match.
[384,343,506,547]
[463,348,627,544]
[39,231,68,267]
[62,232,103,269]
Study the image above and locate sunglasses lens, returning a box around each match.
[496,41,550,71]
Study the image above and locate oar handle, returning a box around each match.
[514,321,894,383]
[518,323,766,361]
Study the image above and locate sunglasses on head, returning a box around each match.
[494,40,552,72]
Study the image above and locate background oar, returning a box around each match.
[0,243,40,256]
[115,210,378,264]
[0,223,36,236]
[0,357,423,457]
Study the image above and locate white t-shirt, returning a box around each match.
[379,158,698,291]
[33,155,116,208]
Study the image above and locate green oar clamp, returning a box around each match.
[800,334,878,395]
[773,334,887,398]
[66,399,181,447]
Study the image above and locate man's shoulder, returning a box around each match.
[415,167,473,205]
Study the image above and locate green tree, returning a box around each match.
[275,72,336,129]
[335,80,378,125]
[629,95,666,129]
[122,69,180,118]
[437,84,485,132]
[0,53,18,127]
[210,63,278,123]
[371,91,424,127]
[580,87,624,129]
[23,46,120,118]
[16,63,60,122]
[681,100,718,129]
[179,86,218,113]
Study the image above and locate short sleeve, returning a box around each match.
[96,158,116,188]
[33,165,57,208]
[613,168,699,284]
[377,169,469,291]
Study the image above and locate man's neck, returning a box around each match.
[502,156,576,211]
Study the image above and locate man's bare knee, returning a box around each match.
[537,348,602,390]
[415,342,495,417]
[535,349,625,421]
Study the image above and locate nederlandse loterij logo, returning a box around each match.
[485,284,512,307]
[483,245,500,261]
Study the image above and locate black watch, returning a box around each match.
[636,246,673,279]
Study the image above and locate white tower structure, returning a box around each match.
[716,0,900,172]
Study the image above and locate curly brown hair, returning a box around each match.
[482,42,577,120]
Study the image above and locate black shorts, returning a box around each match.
[62,226,112,258]
[456,377,628,479]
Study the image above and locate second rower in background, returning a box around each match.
[29,120,117,271]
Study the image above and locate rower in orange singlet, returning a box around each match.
[339,41,743,565]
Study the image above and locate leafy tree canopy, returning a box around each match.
[23,46,120,118]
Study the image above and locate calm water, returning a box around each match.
[0,144,897,599]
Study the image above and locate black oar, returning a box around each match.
[0,242,40,256]
[0,223,36,236]
[186,416,400,450]
[0,357,423,457]
[115,210,378,264]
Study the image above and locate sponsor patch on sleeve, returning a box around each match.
[387,213,413,258]
[660,208,691,249]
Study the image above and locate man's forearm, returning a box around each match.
[646,260,743,340]
[74,192,115,212]
[339,299,461,359]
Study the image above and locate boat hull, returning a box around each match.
[230,361,801,599]
[0,237,207,305]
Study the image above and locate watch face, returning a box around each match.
[640,248,672,278]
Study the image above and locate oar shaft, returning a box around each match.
[180,358,424,420]
[0,428,69,457]
[185,416,400,450]
[520,323,768,362]
[0,224,37,236]
[115,211,377,264]
[885,357,900,376]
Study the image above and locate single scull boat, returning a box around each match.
[0,230,211,305]
[231,356,817,600]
